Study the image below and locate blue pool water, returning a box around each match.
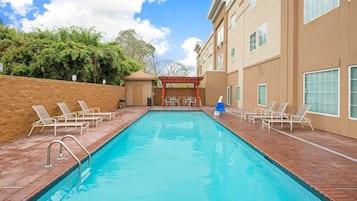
[37,111,325,201]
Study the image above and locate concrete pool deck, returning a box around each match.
[0,106,356,200]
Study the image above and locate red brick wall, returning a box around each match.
[0,75,125,142]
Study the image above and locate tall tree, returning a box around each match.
[115,29,155,67]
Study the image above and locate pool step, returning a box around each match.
[81,168,91,182]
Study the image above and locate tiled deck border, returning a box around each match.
[0,106,357,200]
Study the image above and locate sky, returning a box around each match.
[0,0,213,73]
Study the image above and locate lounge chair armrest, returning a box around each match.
[254,107,267,114]
[84,108,95,113]
[91,107,100,112]
[42,117,57,123]
[62,112,79,118]
[32,120,42,126]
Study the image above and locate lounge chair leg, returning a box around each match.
[309,122,314,131]
[28,126,35,136]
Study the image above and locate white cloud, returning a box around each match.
[179,37,201,68]
[0,0,33,16]
[17,0,171,56]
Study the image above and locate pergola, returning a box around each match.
[159,76,204,107]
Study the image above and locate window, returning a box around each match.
[230,48,235,62]
[235,86,240,101]
[230,13,236,29]
[227,86,232,105]
[250,32,256,51]
[258,23,267,47]
[216,53,223,70]
[304,0,339,24]
[349,66,357,119]
[250,0,256,9]
[304,68,339,116]
[217,26,224,46]
[258,84,267,105]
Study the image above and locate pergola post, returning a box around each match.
[195,83,200,107]
[161,82,166,106]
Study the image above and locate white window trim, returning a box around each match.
[349,65,357,120]
[303,67,340,117]
[227,86,232,106]
[257,83,267,106]
[258,23,268,47]
[235,85,240,102]
[250,32,256,51]
[231,48,235,62]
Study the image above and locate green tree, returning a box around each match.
[1,26,142,84]
[115,29,155,67]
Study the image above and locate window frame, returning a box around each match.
[257,83,267,106]
[258,23,268,47]
[227,86,232,105]
[230,48,235,62]
[250,32,256,51]
[230,13,236,29]
[349,65,357,120]
[303,67,340,117]
[250,0,256,9]
[303,0,340,24]
[216,53,224,70]
[217,26,224,46]
[235,85,240,102]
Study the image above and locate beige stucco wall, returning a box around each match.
[243,57,284,111]
[227,71,238,106]
[226,0,239,74]
[295,0,357,138]
[198,34,214,77]
[204,71,227,106]
[0,75,125,142]
[243,0,281,67]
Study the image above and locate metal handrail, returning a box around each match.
[59,135,91,169]
[45,135,92,185]
[45,140,82,184]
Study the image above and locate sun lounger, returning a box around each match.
[240,101,277,120]
[249,102,289,124]
[57,102,102,127]
[78,100,115,121]
[28,105,89,136]
[262,104,314,131]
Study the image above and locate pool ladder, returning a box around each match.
[45,135,91,184]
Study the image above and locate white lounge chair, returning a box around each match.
[240,101,277,120]
[28,105,89,136]
[262,104,314,131]
[57,102,102,127]
[249,102,289,124]
[78,100,115,121]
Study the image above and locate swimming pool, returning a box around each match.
[35,111,326,201]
